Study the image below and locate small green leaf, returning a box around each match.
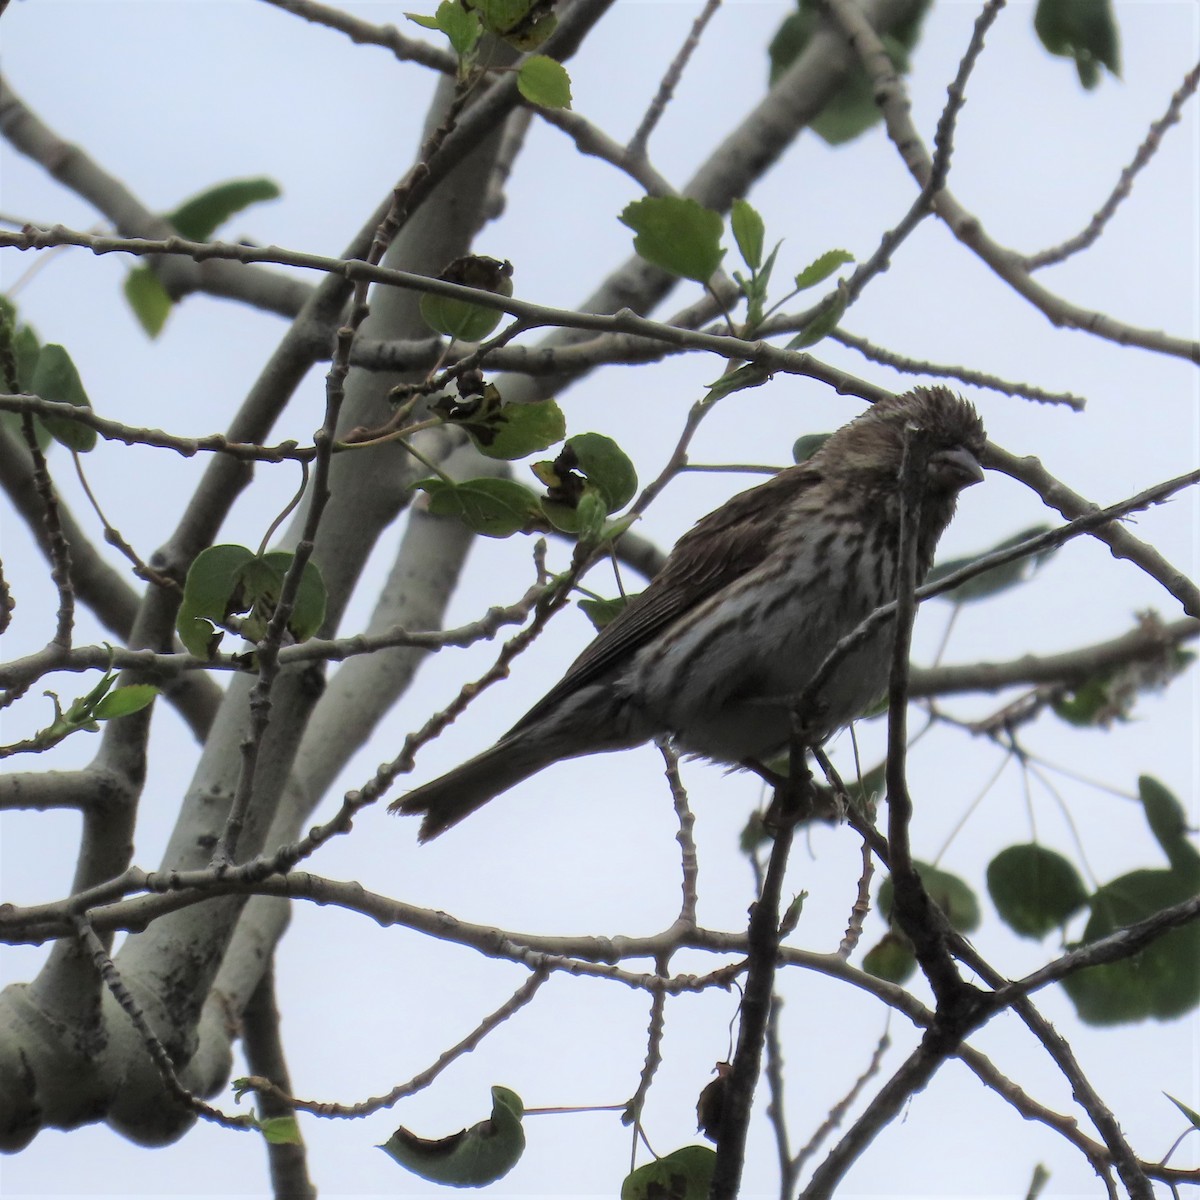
[619,196,724,284]
[467,0,530,32]
[792,432,830,463]
[1034,0,1120,89]
[621,1145,716,1200]
[579,594,633,632]
[787,281,848,350]
[258,1115,302,1146]
[927,525,1056,603]
[405,12,441,30]
[987,844,1089,938]
[167,177,281,242]
[879,861,981,933]
[176,544,255,657]
[1138,776,1200,879]
[517,55,571,109]
[420,255,513,342]
[793,249,854,291]
[415,477,542,538]
[438,391,565,461]
[380,1085,525,1187]
[730,199,765,271]
[29,344,96,452]
[567,432,637,512]
[235,551,326,645]
[1050,677,1118,727]
[1027,1164,1051,1200]
[92,684,159,721]
[426,1,483,60]
[1063,867,1200,1024]
[0,314,53,449]
[14,328,41,393]
[862,932,916,984]
[123,267,173,338]
[780,891,806,935]
[704,363,771,404]
[1165,1093,1200,1130]
[767,8,814,85]
[540,486,599,535]
[420,293,504,342]
[769,4,930,143]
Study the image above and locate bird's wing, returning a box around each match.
[507,462,821,735]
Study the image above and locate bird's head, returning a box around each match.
[819,386,986,499]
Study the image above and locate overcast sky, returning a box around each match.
[1,1,1198,1197]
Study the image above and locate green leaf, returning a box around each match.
[420,255,513,342]
[92,684,159,721]
[380,1085,525,1187]
[768,2,931,144]
[464,0,555,48]
[258,1115,302,1146]
[564,432,638,512]
[780,891,806,935]
[703,363,770,404]
[767,9,812,86]
[467,0,531,31]
[621,1145,716,1200]
[619,196,724,284]
[1050,677,1118,727]
[579,594,633,632]
[1138,776,1200,879]
[792,432,830,463]
[123,267,173,338]
[862,932,916,984]
[879,861,981,933]
[176,544,255,657]
[987,844,1089,938]
[793,249,854,291]
[237,551,327,645]
[927,525,1056,603]
[175,545,326,656]
[166,177,281,241]
[730,199,765,271]
[437,391,566,461]
[1063,867,1200,1024]
[787,281,848,350]
[29,343,96,452]
[1165,1093,1200,1130]
[0,308,53,450]
[412,2,483,61]
[1027,1164,1051,1200]
[517,55,571,109]
[1034,0,1121,89]
[420,292,504,342]
[415,477,542,538]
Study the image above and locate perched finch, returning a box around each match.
[395,386,985,839]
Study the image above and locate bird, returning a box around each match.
[393,386,986,840]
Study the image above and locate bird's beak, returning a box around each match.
[930,446,985,490]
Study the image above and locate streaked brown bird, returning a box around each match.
[394,386,986,840]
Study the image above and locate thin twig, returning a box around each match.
[240,968,549,1119]
[1023,60,1200,270]
[627,0,723,160]
[19,414,74,646]
[241,962,318,1200]
[660,741,699,925]
[72,914,253,1131]
[708,764,804,1198]
[831,329,1086,409]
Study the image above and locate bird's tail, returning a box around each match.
[390,733,563,841]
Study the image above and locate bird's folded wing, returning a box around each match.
[507,464,822,735]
